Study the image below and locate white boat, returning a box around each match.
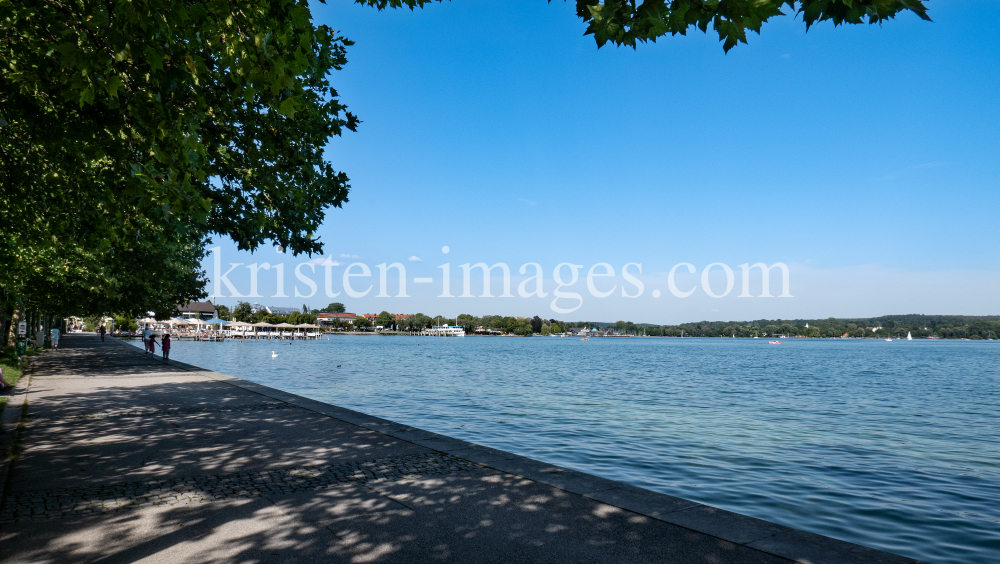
[907,332,912,340]
[885,338,892,342]
[422,324,465,337]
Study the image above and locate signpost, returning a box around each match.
[15,320,28,362]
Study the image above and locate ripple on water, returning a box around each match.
[146,337,1000,564]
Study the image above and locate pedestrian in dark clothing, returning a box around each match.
[162,334,171,360]
[99,325,106,341]
[147,335,157,358]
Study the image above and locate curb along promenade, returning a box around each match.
[0,334,925,563]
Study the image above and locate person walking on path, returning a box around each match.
[50,326,60,350]
[146,334,157,358]
[161,334,171,360]
[142,327,153,355]
[99,324,106,342]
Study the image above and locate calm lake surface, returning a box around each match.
[135,336,999,564]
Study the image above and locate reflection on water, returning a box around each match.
[140,336,999,564]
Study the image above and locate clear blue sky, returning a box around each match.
[207,1,1000,323]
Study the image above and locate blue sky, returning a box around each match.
[206,1,1000,323]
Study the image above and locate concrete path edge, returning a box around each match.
[0,360,33,500]
[107,336,927,564]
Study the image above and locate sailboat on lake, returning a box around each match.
[907,331,913,341]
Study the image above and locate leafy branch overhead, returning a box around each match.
[359,1,931,51]
[2,0,357,258]
[1,0,358,318]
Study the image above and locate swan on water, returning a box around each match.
[271,351,278,359]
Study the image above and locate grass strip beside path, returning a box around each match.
[0,345,35,418]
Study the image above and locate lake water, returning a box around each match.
[133,336,999,564]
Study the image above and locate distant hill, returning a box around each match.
[583,315,1000,339]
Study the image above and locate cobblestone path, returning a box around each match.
[30,401,300,423]
[1,452,482,523]
[2,335,871,564]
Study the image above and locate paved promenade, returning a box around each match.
[0,334,923,563]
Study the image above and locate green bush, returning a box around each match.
[0,346,27,388]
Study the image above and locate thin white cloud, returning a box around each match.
[519,199,537,206]
[339,253,360,259]
[306,255,341,266]
[408,256,422,262]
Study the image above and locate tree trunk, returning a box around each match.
[0,306,7,350]
[2,306,16,350]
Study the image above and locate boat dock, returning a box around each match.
[119,331,324,342]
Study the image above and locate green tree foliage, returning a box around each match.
[113,315,138,332]
[82,315,102,332]
[322,303,347,313]
[354,315,372,330]
[396,313,435,331]
[2,222,208,324]
[625,314,1000,339]
[359,1,930,52]
[456,313,476,333]
[571,0,930,51]
[244,309,316,325]
[2,0,356,255]
[232,301,254,323]
[514,318,533,336]
[375,311,396,328]
[365,313,999,340]
[1,0,356,327]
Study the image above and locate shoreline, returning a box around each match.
[107,335,925,564]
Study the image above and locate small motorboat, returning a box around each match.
[580,338,589,341]
[768,340,781,344]
[885,338,892,342]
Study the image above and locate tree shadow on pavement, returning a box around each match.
[0,334,781,564]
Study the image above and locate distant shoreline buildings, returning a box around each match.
[197,304,1000,340]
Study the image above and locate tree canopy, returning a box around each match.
[3,0,356,255]
[375,311,396,327]
[1,0,356,329]
[359,1,931,51]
